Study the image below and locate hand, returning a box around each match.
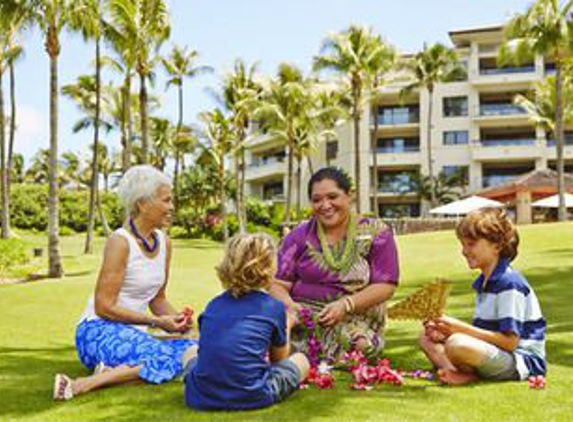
[432,315,466,337]
[423,320,447,343]
[286,310,299,329]
[155,314,188,333]
[318,300,347,328]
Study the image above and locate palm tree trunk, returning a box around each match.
[7,61,16,199]
[0,69,9,239]
[122,74,133,171]
[220,161,228,241]
[85,36,102,254]
[173,150,181,214]
[306,155,314,176]
[371,82,380,218]
[353,87,362,214]
[47,32,63,278]
[427,88,436,208]
[555,61,566,222]
[139,72,149,164]
[285,142,294,225]
[96,188,111,236]
[296,155,302,221]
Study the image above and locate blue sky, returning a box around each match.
[12,0,533,164]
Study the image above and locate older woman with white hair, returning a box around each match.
[53,165,198,400]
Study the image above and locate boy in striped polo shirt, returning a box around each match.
[419,208,546,385]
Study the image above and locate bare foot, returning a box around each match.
[438,369,478,385]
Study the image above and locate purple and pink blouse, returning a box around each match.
[276,217,400,302]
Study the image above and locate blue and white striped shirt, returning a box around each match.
[472,258,546,379]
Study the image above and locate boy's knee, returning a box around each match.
[445,333,481,365]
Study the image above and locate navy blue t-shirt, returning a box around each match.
[184,290,287,410]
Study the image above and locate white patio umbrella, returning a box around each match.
[532,193,573,208]
[429,195,504,215]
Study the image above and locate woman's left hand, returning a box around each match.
[318,299,347,327]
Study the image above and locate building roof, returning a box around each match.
[449,23,504,47]
[479,169,573,198]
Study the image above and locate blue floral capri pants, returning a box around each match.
[76,319,198,384]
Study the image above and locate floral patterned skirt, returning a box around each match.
[291,299,387,361]
[76,318,198,384]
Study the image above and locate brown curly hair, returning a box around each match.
[216,233,277,297]
[456,207,519,261]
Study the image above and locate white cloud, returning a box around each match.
[11,104,48,161]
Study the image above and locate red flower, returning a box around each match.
[528,375,546,389]
[315,373,335,389]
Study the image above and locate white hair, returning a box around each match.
[117,165,172,217]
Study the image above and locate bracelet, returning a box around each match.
[342,297,352,314]
[149,320,157,329]
[344,296,356,314]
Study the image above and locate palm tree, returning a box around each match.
[314,25,384,213]
[61,151,85,188]
[251,63,313,225]
[106,0,170,164]
[500,0,573,221]
[221,59,261,233]
[162,45,212,211]
[367,37,397,217]
[198,109,234,241]
[11,0,74,277]
[25,149,51,184]
[400,43,464,210]
[149,117,172,171]
[67,0,108,253]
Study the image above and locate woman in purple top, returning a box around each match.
[271,168,400,360]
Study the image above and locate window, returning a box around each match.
[443,130,469,145]
[442,165,469,185]
[378,137,420,153]
[378,105,420,125]
[443,96,468,117]
[326,140,338,161]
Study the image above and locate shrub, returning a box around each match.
[0,238,30,277]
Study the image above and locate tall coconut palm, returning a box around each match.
[198,109,234,241]
[106,0,170,164]
[221,59,261,233]
[367,37,397,217]
[500,0,573,221]
[251,63,313,225]
[67,0,108,253]
[149,117,172,171]
[400,43,463,210]
[0,33,11,238]
[162,45,212,212]
[9,0,74,277]
[25,149,51,184]
[314,25,384,213]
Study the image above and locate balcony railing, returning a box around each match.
[249,156,285,167]
[378,181,417,194]
[479,66,535,75]
[482,175,520,188]
[377,112,420,126]
[377,145,420,153]
[479,103,527,116]
[477,138,536,147]
[547,137,573,147]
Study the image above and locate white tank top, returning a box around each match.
[79,227,168,331]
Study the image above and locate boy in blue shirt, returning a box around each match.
[420,208,546,385]
[184,233,309,410]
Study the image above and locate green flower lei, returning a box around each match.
[316,213,357,274]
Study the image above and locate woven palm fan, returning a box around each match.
[387,279,451,320]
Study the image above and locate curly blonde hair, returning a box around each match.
[456,207,519,261]
[216,233,277,297]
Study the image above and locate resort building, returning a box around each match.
[242,24,573,221]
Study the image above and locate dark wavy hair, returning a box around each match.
[307,167,353,198]
[456,208,520,261]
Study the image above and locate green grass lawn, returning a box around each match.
[1,223,572,421]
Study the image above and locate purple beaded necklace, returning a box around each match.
[129,218,158,253]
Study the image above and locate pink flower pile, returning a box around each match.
[342,353,403,389]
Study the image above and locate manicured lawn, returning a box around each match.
[1,223,572,421]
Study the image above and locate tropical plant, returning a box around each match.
[400,42,465,210]
[198,109,234,241]
[367,37,397,217]
[221,59,261,233]
[106,0,170,164]
[314,25,385,213]
[500,0,573,221]
[162,45,211,211]
[413,170,467,205]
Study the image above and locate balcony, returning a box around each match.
[471,139,542,162]
[471,64,540,89]
[374,107,420,133]
[482,174,520,188]
[373,145,421,166]
[473,103,530,128]
[479,65,535,76]
[245,157,286,182]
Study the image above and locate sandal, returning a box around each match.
[53,374,74,401]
